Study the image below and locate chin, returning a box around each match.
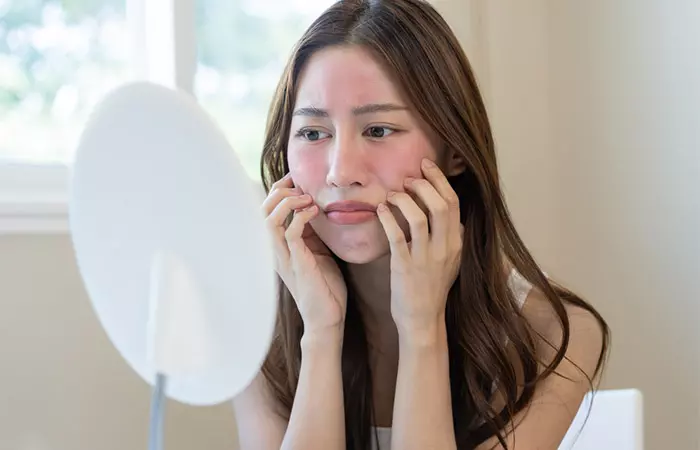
[315,221,390,264]
[332,244,388,264]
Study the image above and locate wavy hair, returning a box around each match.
[258,1,610,448]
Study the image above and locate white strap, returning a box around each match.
[507,268,533,308]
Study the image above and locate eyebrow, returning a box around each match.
[292,103,408,117]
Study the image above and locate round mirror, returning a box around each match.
[69,81,277,406]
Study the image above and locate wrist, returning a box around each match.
[301,325,344,353]
[397,315,447,349]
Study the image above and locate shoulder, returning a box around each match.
[501,258,606,378]
[476,269,609,449]
[521,283,607,381]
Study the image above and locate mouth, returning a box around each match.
[323,201,378,225]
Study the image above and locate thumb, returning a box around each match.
[303,224,332,255]
[302,222,314,238]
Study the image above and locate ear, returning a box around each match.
[444,148,468,177]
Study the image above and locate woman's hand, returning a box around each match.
[377,158,463,337]
[262,174,347,337]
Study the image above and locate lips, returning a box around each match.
[324,201,378,225]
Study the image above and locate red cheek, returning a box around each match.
[368,145,431,190]
[288,150,327,192]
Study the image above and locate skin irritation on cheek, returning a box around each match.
[370,151,431,190]
[289,143,436,201]
[287,153,321,194]
[285,46,442,200]
[287,114,439,191]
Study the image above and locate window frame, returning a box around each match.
[0,0,483,234]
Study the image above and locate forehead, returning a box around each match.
[295,45,404,108]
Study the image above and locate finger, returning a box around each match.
[269,172,293,191]
[266,194,313,227]
[262,173,301,216]
[301,222,315,239]
[421,158,461,241]
[265,195,313,268]
[261,186,302,216]
[404,177,449,251]
[285,205,319,260]
[376,202,411,267]
[302,223,332,255]
[386,191,429,261]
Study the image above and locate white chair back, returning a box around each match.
[559,389,644,450]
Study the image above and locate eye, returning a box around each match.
[365,126,395,139]
[295,128,331,141]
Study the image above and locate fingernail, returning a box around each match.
[404,177,415,185]
[300,194,311,200]
[377,203,388,212]
[387,191,396,198]
[422,158,436,168]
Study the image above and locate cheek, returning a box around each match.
[287,146,327,193]
[369,137,436,190]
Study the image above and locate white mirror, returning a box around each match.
[68,81,276,447]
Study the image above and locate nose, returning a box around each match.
[325,132,368,188]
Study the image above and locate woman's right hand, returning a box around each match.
[262,174,348,336]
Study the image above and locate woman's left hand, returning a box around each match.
[377,158,464,337]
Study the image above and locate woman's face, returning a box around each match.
[287,45,439,264]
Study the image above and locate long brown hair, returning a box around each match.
[259,1,610,448]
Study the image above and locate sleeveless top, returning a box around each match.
[370,268,534,450]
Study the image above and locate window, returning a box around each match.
[0,0,333,231]
[0,0,130,164]
[194,0,334,179]
[0,0,331,169]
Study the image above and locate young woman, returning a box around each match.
[234,1,610,449]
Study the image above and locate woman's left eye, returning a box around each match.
[365,126,395,138]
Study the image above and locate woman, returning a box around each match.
[234,1,610,449]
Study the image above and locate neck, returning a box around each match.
[347,253,401,428]
[346,253,397,354]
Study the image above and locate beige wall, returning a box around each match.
[0,235,239,449]
[480,0,561,271]
[548,2,700,449]
[479,1,700,449]
[2,1,699,449]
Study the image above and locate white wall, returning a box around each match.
[479,1,700,449]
